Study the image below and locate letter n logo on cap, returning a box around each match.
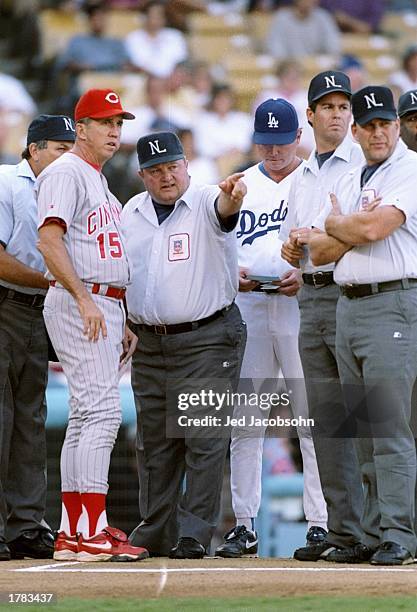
[149,139,167,155]
[324,75,342,89]
[364,93,383,109]
[267,112,279,128]
[63,118,75,132]
[410,92,417,104]
[105,92,119,104]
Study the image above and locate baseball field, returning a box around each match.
[1,557,416,611]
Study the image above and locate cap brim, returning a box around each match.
[309,87,351,104]
[398,106,417,117]
[253,130,298,145]
[140,153,185,169]
[47,132,76,142]
[83,109,136,120]
[355,109,398,125]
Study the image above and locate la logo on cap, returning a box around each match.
[105,92,119,104]
[324,75,342,89]
[148,139,167,155]
[267,112,279,128]
[364,92,384,109]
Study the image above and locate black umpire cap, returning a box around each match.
[352,86,397,125]
[398,89,417,117]
[27,114,76,146]
[308,70,352,106]
[137,131,185,169]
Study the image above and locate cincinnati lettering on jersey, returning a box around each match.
[237,201,287,245]
[87,202,121,235]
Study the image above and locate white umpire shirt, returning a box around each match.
[0,159,46,295]
[314,139,417,285]
[279,136,364,273]
[121,181,239,325]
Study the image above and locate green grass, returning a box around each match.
[2,596,417,611]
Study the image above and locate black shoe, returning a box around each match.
[306,526,327,546]
[169,537,205,559]
[0,542,10,561]
[215,525,258,558]
[8,530,54,560]
[370,541,414,566]
[294,540,342,561]
[326,543,374,563]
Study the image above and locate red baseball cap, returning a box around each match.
[74,88,135,121]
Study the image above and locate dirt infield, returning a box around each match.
[1,557,416,601]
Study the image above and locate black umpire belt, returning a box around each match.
[340,278,417,299]
[302,271,334,288]
[3,287,45,308]
[131,304,233,335]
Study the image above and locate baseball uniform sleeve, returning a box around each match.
[200,184,224,232]
[37,171,81,230]
[279,179,297,242]
[312,197,332,231]
[0,173,13,247]
[378,159,417,222]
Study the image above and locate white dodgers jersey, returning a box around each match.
[237,161,305,277]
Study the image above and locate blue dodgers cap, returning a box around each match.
[27,114,76,145]
[253,98,299,145]
[137,131,185,169]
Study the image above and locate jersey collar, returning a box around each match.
[304,135,358,175]
[17,158,36,182]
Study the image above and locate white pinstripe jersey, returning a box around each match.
[37,152,130,286]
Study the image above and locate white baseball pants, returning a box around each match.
[43,286,124,494]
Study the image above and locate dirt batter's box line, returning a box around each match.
[12,563,417,574]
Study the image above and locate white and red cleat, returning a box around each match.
[54,531,79,561]
[77,526,149,562]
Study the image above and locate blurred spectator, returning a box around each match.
[189,61,215,108]
[338,54,367,92]
[320,0,385,33]
[0,73,36,115]
[120,75,190,147]
[165,61,201,116]
[252,59,314,155]
[389,45,417,94]
[247,0,288,10]
[387,0,417,10]
[265,0,341,59]
[0,110,20,165]
[165,0,206,32]
[55,1,131,109]
[177,128,219,184]
[192,83,252,160]
[125,0,188,78]
[57,2,130,74]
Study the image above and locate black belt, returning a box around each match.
[133,305,232,335]
[302,271,335,288]
[4,288,45,308]
[340,278,417,299]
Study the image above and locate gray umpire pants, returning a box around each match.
[336,289,417,556]
[129,304,246,555]
[298,283,364,548]
[0,295,49,543]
